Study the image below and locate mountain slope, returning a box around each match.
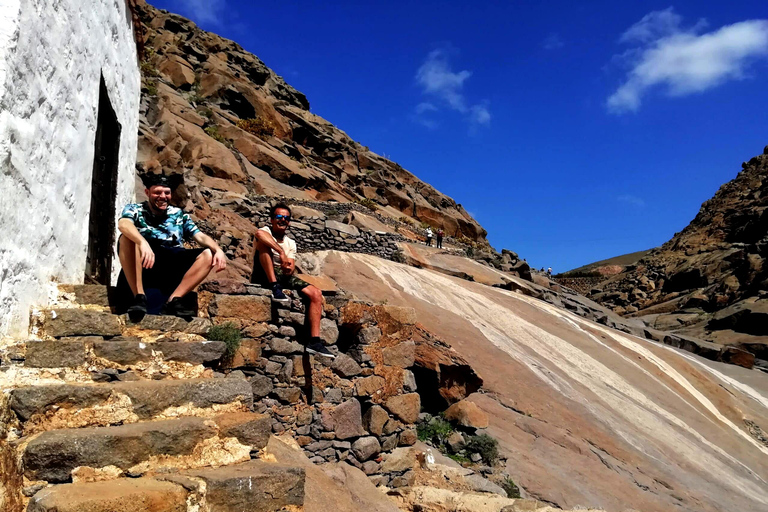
[589,147,768,351]
[133,0,486,251]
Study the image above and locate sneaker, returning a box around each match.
[305,341,336,359]
[271,283,290,305]
[161,296,195,318]
[126,294,147,323]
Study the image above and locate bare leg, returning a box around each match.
[169,249,213,300]
[300,285,323,338]
[256,240,277,283]
[118,236,144,295]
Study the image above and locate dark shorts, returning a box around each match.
[251,259,308,291]
[116,238,207,313]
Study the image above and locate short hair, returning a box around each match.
[142,173,172,189]
[270,203,292,218]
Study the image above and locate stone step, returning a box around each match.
[35,308,211,338]
[21,413,271,483]
[10,378,253,435]
[58,284,112,308]
[25,338,226,369]
[27,460,305,512]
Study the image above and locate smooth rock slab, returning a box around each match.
[10,378,253,425]
[124,315,211,335]
[155,341,226,364]
[209,294,271,322]
[23,417,217,483]
[180,460,305,512]
[92,340,152,365]
[25,340,86,368]
[27,478,188,512]
[41,309,122,337]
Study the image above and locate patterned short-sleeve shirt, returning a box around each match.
[120,202,200,248]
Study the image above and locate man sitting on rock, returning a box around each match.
[251,203,335,359]
[117,174,227,320]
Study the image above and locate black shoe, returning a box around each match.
[306,341,336,359]
[161,296,195,318]
[271,283,290,304]
[126,294,147,323]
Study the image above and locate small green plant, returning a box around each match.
[465,434,499,465]
[140,60,159,78]
[417,416,455,449]
[356,198,378,211]
[465,246,475,257]
[237,117,276,138]
[398,216,415,226]
[197,107,213,118]
[391,250,406,264]
[420,222,431,230]
[207,322,242,358]
[143,79,158,97]
[447,453,471,464]
[501,478,521,499]
[364,169,375,176]
[204,125,233,148]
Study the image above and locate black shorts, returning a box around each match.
[116,238,207,313]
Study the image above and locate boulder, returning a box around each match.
[444,399,489,429]
[383,394,421,424]
[351,437,381,461]
[209,295,271,322]
[332,399,364,439]
[381,341,416,368]
[362,405,389,436]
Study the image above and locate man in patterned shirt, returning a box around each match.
[117,174,227,320]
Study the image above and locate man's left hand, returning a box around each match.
[212,249,228,272]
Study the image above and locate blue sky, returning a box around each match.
[153,1,768,272]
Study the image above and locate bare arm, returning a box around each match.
[253,230,295,274]
[192,232,227,272]
[118,218,155,268]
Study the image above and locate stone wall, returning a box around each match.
[244,203,405,261]
[202,280,421,480]
[0,0,141,338]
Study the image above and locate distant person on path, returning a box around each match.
[425,227,433,246]
[251,203,335,359]
[436,228,444,248]
[547,267,552,277]
[117,174,227,321]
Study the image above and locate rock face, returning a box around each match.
[131,1,488,294]
[316,250,768,512]
[588,147,768,358]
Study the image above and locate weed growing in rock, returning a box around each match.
[501,477,521,499]
[207,322,242,358]
[143,80,158,97]
[465,434,499,465]
[204,126,234,149]
[198,107,213,118]
[237,117,276,138]
[140,60,159,78]
[356,198,378,211]
[417,415,455,449]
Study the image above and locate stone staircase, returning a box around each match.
[0,284,306,512]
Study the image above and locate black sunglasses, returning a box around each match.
[274,214,291,221]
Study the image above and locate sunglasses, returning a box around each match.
[273,214,291,221]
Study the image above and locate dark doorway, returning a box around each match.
[85,75,122,284]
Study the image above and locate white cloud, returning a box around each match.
[543,33,565,50]
[607,8,768,113]
[415,102,438,114]
[617,194,646,207]
[174,0,226,25]
[414,48,490,127]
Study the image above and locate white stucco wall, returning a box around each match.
[0,0,140,339]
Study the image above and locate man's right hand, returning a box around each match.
[139,240,155,269]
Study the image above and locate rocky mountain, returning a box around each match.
[133,0,487,264]
[589,147,768,357]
